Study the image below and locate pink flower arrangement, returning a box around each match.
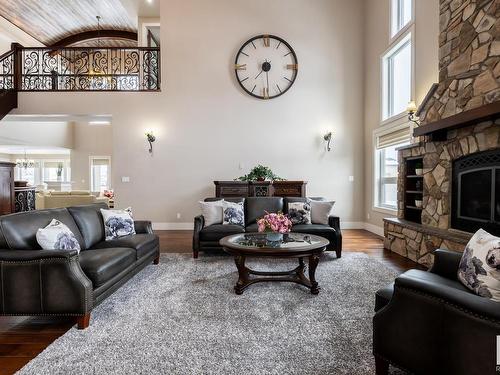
[257,211,292,234]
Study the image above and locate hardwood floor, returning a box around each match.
[0,229,422,375]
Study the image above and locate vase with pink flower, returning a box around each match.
[257,211,293,242]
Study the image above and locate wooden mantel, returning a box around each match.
[413,101,500,141]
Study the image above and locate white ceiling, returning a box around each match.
[120,0,160,20]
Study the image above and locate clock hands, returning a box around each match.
[255,70,263,79]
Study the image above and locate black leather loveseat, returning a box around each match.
[0,203,159,329]
[193,197,342,258]
[373,249,500,375]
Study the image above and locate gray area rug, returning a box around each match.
[18,252,404,375]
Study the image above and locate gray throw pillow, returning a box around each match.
[310,200,335,225]
[458,229,500,302]
[288,201,311,225]
[101,208,136,241]
[199,200,224,226]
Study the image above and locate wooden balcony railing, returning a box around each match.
[0,44,160,92]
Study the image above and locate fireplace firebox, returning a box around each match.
[452,149,500,235]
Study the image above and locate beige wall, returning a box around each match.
[363,0,439,232]
[10,0,366,227]
[71,122,113,190]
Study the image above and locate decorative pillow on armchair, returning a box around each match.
[458,229,500,302]
[36,219,81,252]
[222,201,245,226]
[101,207,136,241]
[288,201,311,225]
[310,201,335,225]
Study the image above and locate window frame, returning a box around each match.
[380,24,415,125]
[373,120,411,214]
[89,155,112,193]
[390,0,414,41]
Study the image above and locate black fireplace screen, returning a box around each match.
[452,149,500,235]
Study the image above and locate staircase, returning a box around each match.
[0,47,17,121]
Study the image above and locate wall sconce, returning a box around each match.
[145,132,156,153]
[323,132,333,152]
[407,101,420,126]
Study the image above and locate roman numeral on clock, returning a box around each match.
[235,64,247,70]
[263,35,270,47]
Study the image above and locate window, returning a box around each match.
[382,32,412,121]
[374,126,411,211]
[14,159,69,186]
[391,0,412,37]
[42,160,70,182]
[90,156,111,193]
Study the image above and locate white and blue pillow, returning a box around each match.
[101,207,136,241]
[288,201,311,225]
[222,201,245,226]
[458,229,500,302]
[36,219,81,252]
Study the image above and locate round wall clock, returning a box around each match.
[234,34,298,100]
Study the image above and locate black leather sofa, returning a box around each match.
[193,197,342,258]
[0,203,159,329]
[373,249,500,375]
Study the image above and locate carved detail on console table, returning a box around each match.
[214,181,307,198]
[15,187,36,212]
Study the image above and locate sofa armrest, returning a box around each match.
[193,215,204,253]
[429,249,463,280]
[0,249,93,315]
[134,220,153,234]
[328,215,342,254]
[395,272,500,321]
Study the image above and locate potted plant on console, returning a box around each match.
[236,165,284,181]
[257,212,292,242]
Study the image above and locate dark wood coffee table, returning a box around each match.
[220,232,329,295]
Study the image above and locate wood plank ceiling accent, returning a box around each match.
[0,0,137,47]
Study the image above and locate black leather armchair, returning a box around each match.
[373,249,500,375]
[0,203,160,329]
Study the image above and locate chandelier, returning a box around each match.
[16,151,35,169]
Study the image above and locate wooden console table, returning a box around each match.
[214,181,307,198]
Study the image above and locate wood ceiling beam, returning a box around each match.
[49,30,137,47]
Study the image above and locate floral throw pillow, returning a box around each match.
[101,207,136,241]
[36,219,81,252]
[458,229,500,302]
[222,201,245,226]
[288,201,311,225]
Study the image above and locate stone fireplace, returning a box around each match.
[383,0,500,268]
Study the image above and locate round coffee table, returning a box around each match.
[220,232,329,295]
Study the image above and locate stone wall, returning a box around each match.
[384,218,469,267]
[419,0,500,124]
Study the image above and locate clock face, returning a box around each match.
[235,35,298,100]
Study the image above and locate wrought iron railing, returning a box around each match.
[0,50,14,90]
[0,45,160,92]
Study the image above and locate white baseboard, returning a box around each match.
[152,221,385,236]
[341,222,366,229]
[363,222,384,237]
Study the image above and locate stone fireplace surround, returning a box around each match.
[384,118,500,268]
[384,0,500,268]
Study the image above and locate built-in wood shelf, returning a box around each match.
[406,175,423,178]
[413,101,500,141]
[406,205,423,210]
[406,190,423,194]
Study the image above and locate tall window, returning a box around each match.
[391,0,412,37]
[382,33,412,120]
[90,156,111,193]
[374,126,411,211]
